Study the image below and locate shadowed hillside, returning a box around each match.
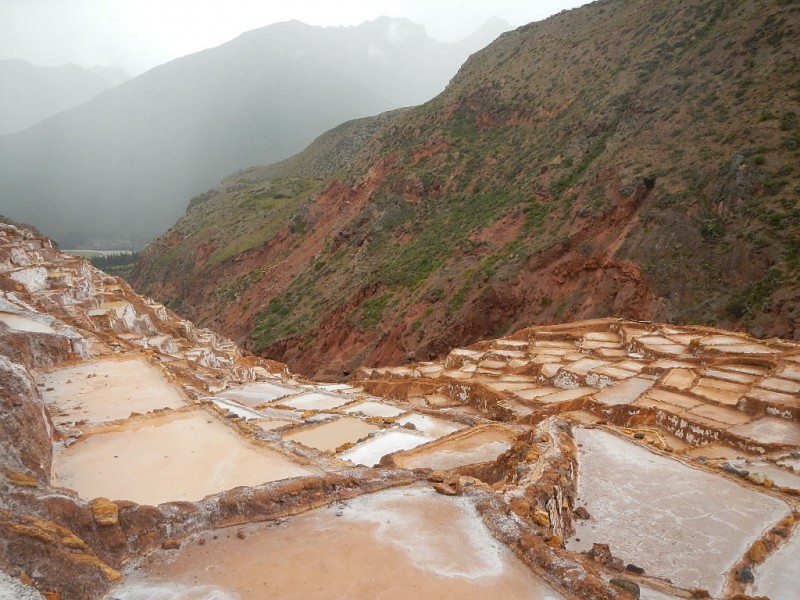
[132,0,800,379]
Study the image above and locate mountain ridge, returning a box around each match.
[0,17,507,249]
[0,59,120,135]
[132,0,800,379]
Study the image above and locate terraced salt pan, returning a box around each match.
[339,429,435,466]
[208,397,263,420]
[52,410,312,505]
[343,400,405,418]
[218,382,300,406]
[0,311,55,333]
[283,417,380,452]
[110,487,565,600]
[728,417,800,445]
[396,413,466,437]
[277,392,351,411]
[567,428,791,596]
[38,357,186,427]
[749,530,799,599]
[254,419,295,432]
[594,377,654,405]
[393,427,517,471]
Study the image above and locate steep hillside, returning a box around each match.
[132,0,800,379]
[0,59,120,135]
[0,18,507,249]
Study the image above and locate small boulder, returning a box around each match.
[749,540,768,563]
[509,497,531,518]
[609,577,640,599]
[162,539,181,550]
[427,470,448,483]
[574,506,591,520]
[90,498,119,526]
[433,482,459,496]
[532,509,550,528]
[625,563,645,575]
[737,566,755,584]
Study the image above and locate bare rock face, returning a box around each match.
[0,356,52,482]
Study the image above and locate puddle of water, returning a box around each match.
[39,357,186,427]
[283,417,380,452]
[52,410,312,505]
[394,427,516,471]
[567,428,791,596]
[218,382,300,407]
[343,400,405,418]
[0,311,55,334]
[277,392,351,411]
[110,487,565,600]
[339,429,435,466]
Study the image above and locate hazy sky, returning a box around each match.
[0,0,591,76]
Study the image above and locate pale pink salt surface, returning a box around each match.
[52,410,312,505]
[728,417,800,445]
[749,529,800,599]
[38,357,186,427]
[218,382,300,406]
[109,487,565,600]
[0,312,54,333]
[277,392,351,411]
[567,428,790,596]
[393,428,516,471]
[343,400,405,418]
[395,413,466,437]
[282,417,380,452]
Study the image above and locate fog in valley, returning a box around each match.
[0,0,589,249]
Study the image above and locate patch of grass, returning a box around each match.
[353,294,390,331]
[725,268,785,321]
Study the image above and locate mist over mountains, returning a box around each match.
[0,17,508,249]
[0,59,123,135]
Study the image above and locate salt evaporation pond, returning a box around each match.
[343,400,406,418]
[393,427,516,471]
[277,392,351,411]
[0,311,55,334]
[283,417,380,452]
[218,382,301,406]
[749,529,800,599]
[39,357,187,427]
[339,429,435,466]
[52,410,313,505]
[567,428,791,596]
[109,487,566,600]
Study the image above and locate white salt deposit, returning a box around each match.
[339,429,435,466]
[0,312,55,334]
[278,392,351,411]
[568,428,791,596]
[343,400,405,418]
